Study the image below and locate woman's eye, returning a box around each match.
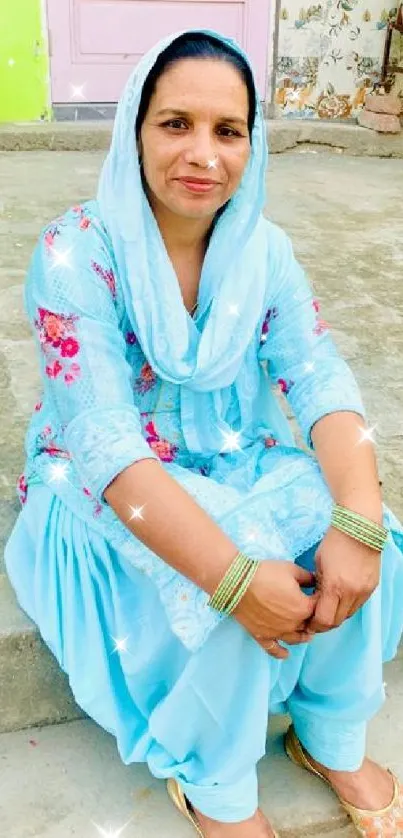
[164,119,187,130]
[217,126,241,138]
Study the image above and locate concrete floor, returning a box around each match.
[0,148,402,836]
[1,654,403,838]
[0,148,402,571]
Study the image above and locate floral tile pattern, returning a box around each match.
[276,1,403,118]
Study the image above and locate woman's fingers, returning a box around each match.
[280,630,315,645]
[259,639,289,659]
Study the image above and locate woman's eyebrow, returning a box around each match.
[155,107,247,126]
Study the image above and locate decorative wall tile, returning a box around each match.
[276,2,403,118]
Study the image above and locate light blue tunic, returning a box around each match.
[5,200,403,821]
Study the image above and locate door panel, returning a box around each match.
[47,0,270,103]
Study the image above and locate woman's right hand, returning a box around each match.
[233,560,318,659]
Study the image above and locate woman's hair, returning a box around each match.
[135,31,257,141]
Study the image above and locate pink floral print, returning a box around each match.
[91,260,116,298]
[43,225,61,253]
[134,362,157,395]
[35,307,81,385]
[37,425,71,459]
[144,420,179,462]
[278,378,295,395]
[264,435,279,448]
[312,298,330,336]
[83,487,103,518]
[72,205,92,231]
[260,306,279,343]
[17,473,28,505]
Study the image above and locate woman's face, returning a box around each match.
[139,58,252,221]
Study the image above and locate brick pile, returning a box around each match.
[358,92,402,134]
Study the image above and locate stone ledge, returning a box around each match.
[0,574,84,733]
[0,119,402,157]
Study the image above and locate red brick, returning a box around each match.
[365,93,402,115]
[357,109,401,134]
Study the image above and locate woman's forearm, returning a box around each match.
[104,458,239,595]
[310,410,383,523]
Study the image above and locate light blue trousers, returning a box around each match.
[6,491,402,824]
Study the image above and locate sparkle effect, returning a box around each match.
[128,504,145,522]
[48,462,70,483]
[49,246,73,271]
[220,429,242,453]
[92,818,133,838]
[8,58,15,67]
[228,304,240,318]
[304,361,315,373]
[358,424,377,445]
[207,156,219,170]
[70,84,86,100]
[111,636,130,654]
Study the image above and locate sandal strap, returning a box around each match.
[285,725,403,836]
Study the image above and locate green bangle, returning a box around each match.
[209,552,258,613]
[331,505,388,552]
[224,561,260,615]
[209,552,252,612]
[211,558,250,612]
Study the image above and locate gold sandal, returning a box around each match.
[167,778,280,836]
[285,724,403,836]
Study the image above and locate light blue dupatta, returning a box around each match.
[97,29,292,454]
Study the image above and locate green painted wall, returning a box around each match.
[0,0,50,122]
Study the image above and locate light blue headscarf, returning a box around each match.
[98,29,283,454]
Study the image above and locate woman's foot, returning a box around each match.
[306,749,395,812]
[192,806,276,837]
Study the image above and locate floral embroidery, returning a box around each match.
[144,420,179,462]
[35,308,81,384]
[134,362,157,395]
[64,363,81,386]
[17,473,28,505]
[312,298,330,336]
[278,377,295,395]
[260,306,279,343]
[45,359,63,379]
[37,425,71,459]
[126,331,138,346]
[83,487,103,518]
[72,205,92,231]
[34,400,43,412]
[264,435,279,448]
[43,225,61,253]
[91,260,116,298]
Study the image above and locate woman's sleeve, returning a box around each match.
[258,228,367,450]
[25,218,158,499]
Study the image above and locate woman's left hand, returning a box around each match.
[307,525,381,633]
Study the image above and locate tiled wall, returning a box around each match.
[275,2,402,119]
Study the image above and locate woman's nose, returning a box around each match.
[184,129,216,167]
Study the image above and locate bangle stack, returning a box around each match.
[331,504,388,552]
[208,551,260,615]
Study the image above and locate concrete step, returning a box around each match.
[0,118,402,157]
[0,573,84,733]
[2,682,403,838]
[0,715,372,838]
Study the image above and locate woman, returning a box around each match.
[5,28,403,838]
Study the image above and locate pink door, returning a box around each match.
[46,0,271,104]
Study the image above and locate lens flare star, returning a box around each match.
[304,361,315,373]
[49,462,70,483]
[49,246,73,271]
[220,429,242,453]
[358,424,377,445]
[228,304,240,317]
[91,818,133,838]
[70,84,86,100]
[128,504,145,522]
[207,156,218,170]
[111,636,130,654]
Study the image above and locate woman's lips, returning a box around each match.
[176,178,219,194]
